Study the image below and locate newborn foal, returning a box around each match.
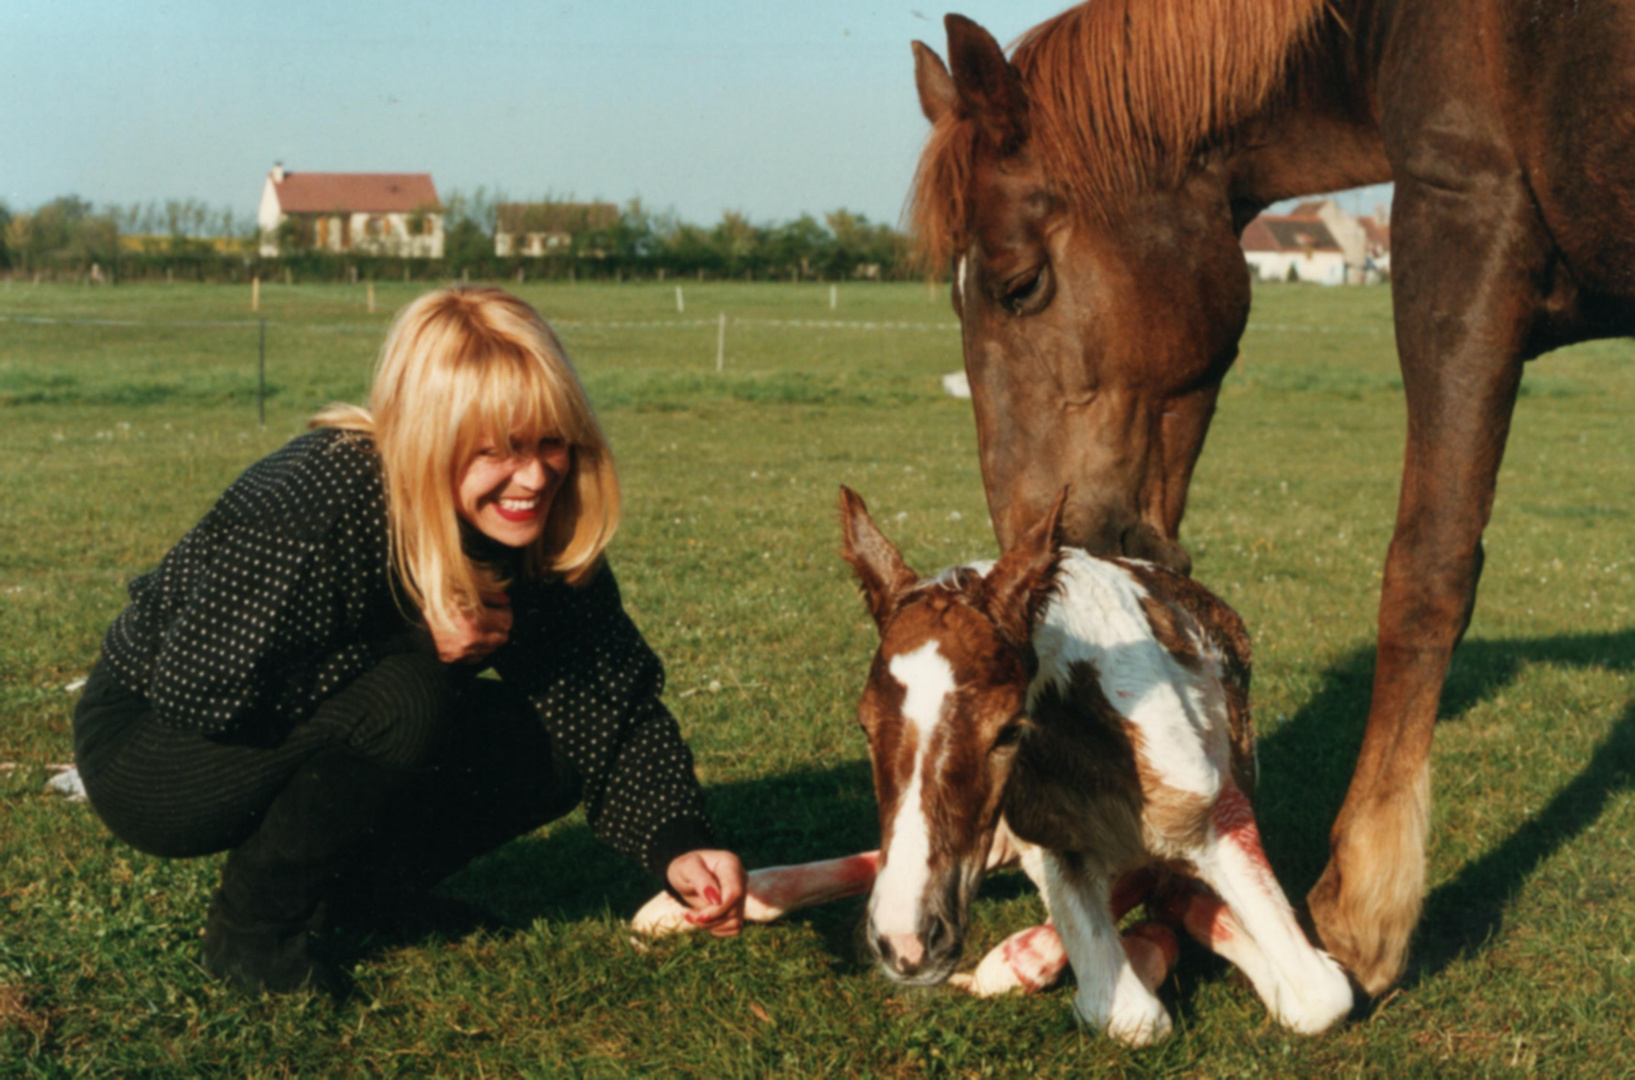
[841,487,1352,1046]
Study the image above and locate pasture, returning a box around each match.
[2,279,1632,1075]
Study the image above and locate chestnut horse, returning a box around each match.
[909,2,1635,994]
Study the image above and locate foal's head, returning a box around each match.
[840,486,1064,984]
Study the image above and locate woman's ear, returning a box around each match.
[838,486,918,632]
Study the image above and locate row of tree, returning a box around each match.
[0,192,923,283]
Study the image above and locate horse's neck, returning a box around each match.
[1228,0,1393,209]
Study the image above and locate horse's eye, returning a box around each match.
[998,264,1052,315]
[992,720,1027,750]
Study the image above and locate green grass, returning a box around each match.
[2,279,1633,1076]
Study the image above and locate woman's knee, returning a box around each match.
[315,653,458,770]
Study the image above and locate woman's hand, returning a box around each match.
[666,849,746,937]
[429,596,513,664]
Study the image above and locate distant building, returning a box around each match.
[1242,198,1389,285]
[257,164,443,258]
[494,202,619,257]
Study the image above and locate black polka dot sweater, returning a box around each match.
[99,427,715,875]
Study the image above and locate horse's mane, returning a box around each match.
[911,0,1332,270]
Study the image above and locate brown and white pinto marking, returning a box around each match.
[841,486,1352,1045]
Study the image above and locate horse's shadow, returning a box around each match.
[1251,627,1635,988]
[363,627,1633,995]
[371,758,884,969]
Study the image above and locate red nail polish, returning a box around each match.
[705,887,722,906]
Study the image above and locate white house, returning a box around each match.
[1242,199,1391,285]
[257,164,444,258]
[494,202,620,257]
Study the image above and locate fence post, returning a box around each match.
[367,280,376,314]
[257,318,267,428]
[675,285,684,313]
[716,312,726,373]
[830,284,838,310]
[251,276,260,312]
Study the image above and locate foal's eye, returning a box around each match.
[992,720,1027,751]
[997,264,1052,316]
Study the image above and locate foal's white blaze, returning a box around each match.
[870,640,956,962]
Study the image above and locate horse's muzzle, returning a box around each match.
[872,912,961,985]
[1122,521,1191,576]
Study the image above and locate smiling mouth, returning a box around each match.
[492,496,542,523]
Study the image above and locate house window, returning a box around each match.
[340,217,352,249]
[366,216,386,238]
[316,218,329,248]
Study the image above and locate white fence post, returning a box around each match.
[716,312,726,373]
[830,284,838,310]
[676,285,685,313]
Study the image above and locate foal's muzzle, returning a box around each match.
[871,911,961,986]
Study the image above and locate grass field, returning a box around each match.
[2,279,1632,1076]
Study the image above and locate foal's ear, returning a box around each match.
[912,40,957,126]
[944,14,1028,152]
[982,489,1066,649]
[839,486,919,631]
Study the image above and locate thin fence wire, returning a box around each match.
[0,314,1389,335]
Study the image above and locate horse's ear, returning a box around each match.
[912,40,957,126]
[981,489,1067,648]
[839,485,918,632]
[944,14,1028,151]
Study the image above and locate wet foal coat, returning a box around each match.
[842,488,1351,1045]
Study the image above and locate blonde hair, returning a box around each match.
[313,286,620,633]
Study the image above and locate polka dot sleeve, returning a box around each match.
[494,566,715,875]
[101,429,411,737]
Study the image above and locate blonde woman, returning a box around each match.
[73,287,744,996]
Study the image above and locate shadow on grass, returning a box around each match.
[423,758,882,965]
[1252,627,1635,986]
[369,628,1631,985]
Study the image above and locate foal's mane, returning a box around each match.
[911,0,1332,269]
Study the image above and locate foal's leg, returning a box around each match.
[1307,169,1540,995]
[1189,784,1353,1034]
[1042,851,1171,1046]
[952,822,1067,995]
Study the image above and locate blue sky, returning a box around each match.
[1,1,1388,226]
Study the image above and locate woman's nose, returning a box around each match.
[514,453,547,489]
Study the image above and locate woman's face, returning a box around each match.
[456,435,572,548]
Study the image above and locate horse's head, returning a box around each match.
[913,14,1264,573]
[839,485,1064,985]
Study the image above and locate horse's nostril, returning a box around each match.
[1122,522,1192,576]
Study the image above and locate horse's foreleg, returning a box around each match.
[1307,174,1538,995]
[1042,851,1171,1047]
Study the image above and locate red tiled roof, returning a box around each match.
[271,172,440,213]
[1242,214,1341,253]
[1241,217,1280,252]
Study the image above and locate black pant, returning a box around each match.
[74,654,580,894]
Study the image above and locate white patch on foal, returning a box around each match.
[1034,553,1229,812]
[955,256,968,308]
[869,640,956,956]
